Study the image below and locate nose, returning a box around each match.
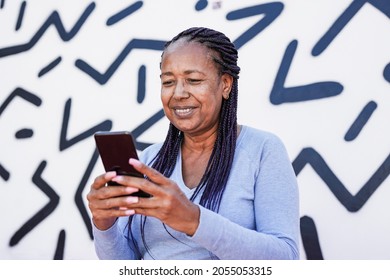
[173,80,190,99]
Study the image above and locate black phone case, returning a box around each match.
[94,131,151,197]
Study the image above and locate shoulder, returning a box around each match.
[139,142,164,165]
[239,125,286,151]
[237,125,291,165]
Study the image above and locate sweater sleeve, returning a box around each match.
[92,218,138,260]
[188,134,300,260]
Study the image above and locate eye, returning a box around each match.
[187,78,202,84]
[162,80,174,86]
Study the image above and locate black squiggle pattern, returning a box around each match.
[75,149,101,240]
[226,2,283,50]
[312,0,390,56]
[75,39,165,85]
[9,161,60,246]
[270,40,343,104]
[0,88,42,181]
[0,87,42,115]
[293,148,390,212]
[59,98,113,151]
[0,2,95,58]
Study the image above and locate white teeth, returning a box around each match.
[175,108,191,114]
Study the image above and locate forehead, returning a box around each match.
[161,39,217,70]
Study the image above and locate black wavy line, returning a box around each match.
[75,39,165,85]
[0,2,95,58]
[293,147,390,212]
[300,216,324,260]
[59,98,113,151]
[9,161,60,246]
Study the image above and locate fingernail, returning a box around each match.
[106,171,116,177]
[124,209,135,216]
[129,158,141,167]
[126,196,139,203]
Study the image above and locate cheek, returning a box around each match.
[160,89,171,105]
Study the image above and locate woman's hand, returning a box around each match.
[86,171,141,230]
[111,158,200,236]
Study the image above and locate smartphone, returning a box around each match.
[94,131,151,197]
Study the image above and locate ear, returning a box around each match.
[221,74,233,100]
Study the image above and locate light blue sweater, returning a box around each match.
[92,126,300,259]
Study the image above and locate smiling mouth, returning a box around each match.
[174,107,194,117]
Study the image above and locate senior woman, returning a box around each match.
[87,27,300,260]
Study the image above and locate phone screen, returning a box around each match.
[94,131,150,197]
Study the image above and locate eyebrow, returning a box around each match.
[160,70,205,78]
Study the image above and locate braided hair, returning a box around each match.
[152,27,240,212]
[127,27,240,259]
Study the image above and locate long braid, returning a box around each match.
[154,27,240,211]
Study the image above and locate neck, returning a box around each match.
[182,128,218,154]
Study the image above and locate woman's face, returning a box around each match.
[160,39,232,137]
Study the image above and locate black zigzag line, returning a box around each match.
[270,40,343,104]
[75,38,166,85]
[293,147,390,212]
[0,87,42,116]
[75,141,111,240]
[9,161,60,246]
[74,149,100,240]
[0,2,95,58]
[59,98,113,151]
[226,2,284,50]
[312,0,390,56]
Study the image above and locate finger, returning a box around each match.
[91,195,139,211]
[129,158,172,186]
[112,174,167,198]
[101,185,141,199]
[91,171,117,190]
[93,208,136,220]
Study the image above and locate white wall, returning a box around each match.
[0,0,389,259]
